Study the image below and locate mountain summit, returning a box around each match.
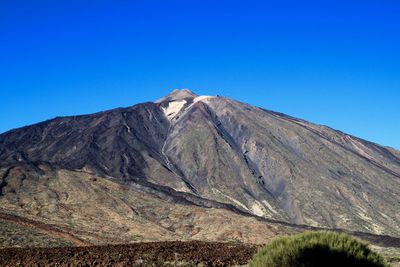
[0,90,399,246]
[155,88,198,103]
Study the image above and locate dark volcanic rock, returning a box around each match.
[0,103,173,182]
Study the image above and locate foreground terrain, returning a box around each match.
[0,240,399,267]
[0,241,257,267]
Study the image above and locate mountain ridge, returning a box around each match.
[0,89,399,245]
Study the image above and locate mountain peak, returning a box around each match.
[1,88,400,241]
[155,89,198,103]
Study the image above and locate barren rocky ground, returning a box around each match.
[0,241,258,267]
[0,241,399,267]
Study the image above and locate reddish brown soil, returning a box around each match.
[0,241,258,267]
[0,213,89,247]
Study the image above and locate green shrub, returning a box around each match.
[250,231,387,267]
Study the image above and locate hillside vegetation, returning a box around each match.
[251,231,387,267]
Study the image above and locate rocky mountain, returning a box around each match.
[0,89,399,246]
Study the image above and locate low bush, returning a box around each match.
[250,231,387,267]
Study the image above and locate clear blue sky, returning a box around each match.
[0,1,399,149]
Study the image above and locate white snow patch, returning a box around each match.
[251,201,265,216]
[211,188,250,211]
[262,200,279,215]
[175,184,192,193]
[122,153,130,165]
[338,214,351,224]
[351,140,374,159]
[357,212,371,221]
[162,100,187,120]
[193,95,214,103]
[378,212,390,220]
[124,123,132,133]
[304,217,321,227]
[370,223,385,234]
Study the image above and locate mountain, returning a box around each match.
[0,89,399,246]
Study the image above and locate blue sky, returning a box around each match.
[0,1,399,149]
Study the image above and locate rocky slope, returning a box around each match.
[0,89,399,245]
[0,164,285,246]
